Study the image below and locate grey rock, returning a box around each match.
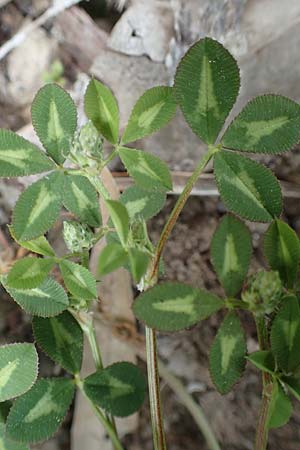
[108,0,175,62]
[0,27,57,107]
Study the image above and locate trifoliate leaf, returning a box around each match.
[12,172,63,241]
[63,174,101,227]
[6,378,75,443]
[32,311,83,374]
[270,295,300,374]
[133,283,224,332]
[214,150,282,222]
[222,95,300,154]
[59,260,97,301]
[120,185,166,221]
[128,248,150,283]
[247,351,275,375]
[121,86,177,144]
[84,79,119,144]
[7,257,55,289]
[282,377,300,401]
[84,362,146,417]
[209,311,246,394]
[119,147,172,192]
[0,129,54,177]
[264,219,300,288]
[31,83,77,164]
[98,242,128,277]
[0,344,38,402]
[2,277,69,317]
[0,423,29,450]
[174,37,240,144]
[267,382,292,429]
[211,214,252,296]
[105,200,129,247]
[9,228,55,257]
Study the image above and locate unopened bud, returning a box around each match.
[242,270,283,315]
[63,221,94,253]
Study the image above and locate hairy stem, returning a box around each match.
[158,361,221,450]
[75,375,125,450]
[73,310,120,444]
[86,319,104,370]
[254,316,272,450]
[149,145,220,282]
[81,249,90,270]
[146,327,167,450]
[145,145,220,450]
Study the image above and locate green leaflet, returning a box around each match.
[12,172,64,241]
[105,200,129,247]
[222,95,300,154]
[211,214,252,296]
[120,185,166,221]
[209,312,246,394]
[59,260,97,301]
[174,37,240,144]
[63,174,101,227]
[121,86,177,144]
[282,377,300,401]
[31,83,77,164]
[267,382,292,429]
[84,362,146,417]
[0,423,29,450]
[0,344,38,402]
[2,277,69,317]
[247,351,275,375]
[7,257,55,289]
[84,79,119,144]
[133,282,224,332]
[270,295,300,374]
[264,219,300,288]
[0,129,54,177]
[119,147,172,192]
[33,311,83,374]
[9,228,55,257]
[6,378,75,443]
[98,243,128,277]
[128,248,150,283]
[214,150,282,222]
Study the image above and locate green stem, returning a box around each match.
[254,316,273,450]
[87,174,111,200]
[81,249,90,270]
[146,327,167,450]
[100,147,119,169]
[149,145,220,282]
[72,311,104,370]
[73,310,120,442]
[158,361,221,450]
[145,146,220,450]
[75,376,125,450]
[86,321,104,371]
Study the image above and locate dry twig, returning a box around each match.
[0,0,85,61]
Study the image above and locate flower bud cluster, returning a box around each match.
[63,221,94,253]
[242,270,283,315]
[69,121,103,168]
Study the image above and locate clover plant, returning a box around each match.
[0,37,299,450]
